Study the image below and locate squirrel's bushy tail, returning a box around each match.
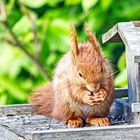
[29,82,54,116]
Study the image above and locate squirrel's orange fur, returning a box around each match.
[29,23,115,128]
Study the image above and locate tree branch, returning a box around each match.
[1,37,18,46]
[19,3,41,59]
[2,21,51,80]
[28,12,41,59]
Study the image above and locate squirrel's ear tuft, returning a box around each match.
[84,22,100,54]
[71,26,79,56]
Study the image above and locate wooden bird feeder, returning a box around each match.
[0,21,140,140]
[102,21,140,123]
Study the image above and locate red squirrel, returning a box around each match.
[29,23,115,128]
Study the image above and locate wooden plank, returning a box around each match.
[102,24,122,43]
[0,114,67,139]
[30,124,140,140]
[0,115,56,125]
[0,104,36,117]
[115,88,128,98]
[0,125,24,140]
[102,21,140,44]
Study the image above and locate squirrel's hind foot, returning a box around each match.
[67,118,83,128]
[86,117,110,126]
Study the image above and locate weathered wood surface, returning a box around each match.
[0,89,130,140]
[102,24,122,43]
[115,88,128,98]
[0,104,36,117]
[30,125,140,140]
[0,115,67,139]
[0,89,132,140]
[0,125,24,140]
[102,21,140,123]
[118,22,140,104]
[0,112,138,140]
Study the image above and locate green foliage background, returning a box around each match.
[0,0,140,104]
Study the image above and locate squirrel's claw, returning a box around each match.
[92,89,107,103]
[68,118,83,128]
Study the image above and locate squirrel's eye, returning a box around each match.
[79,72,83,78]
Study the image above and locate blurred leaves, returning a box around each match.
[19,0,48,8]
[114,51,127,87]
[0,0,140,104]
[82,0,98,11]
[13,16,31,36]
[65,0,81,5]
[118,52,126,71]
[115,68,127,88]
[101,0,112,11]
[0,46,22,78]
[0,75,27,103]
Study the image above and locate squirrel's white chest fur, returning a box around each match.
[69,100,94,117]
[80,105,93,116]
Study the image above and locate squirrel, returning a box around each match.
[29,23,115,128]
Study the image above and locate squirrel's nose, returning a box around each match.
[86,84,100,92]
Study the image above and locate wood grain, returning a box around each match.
[31,125,140,140]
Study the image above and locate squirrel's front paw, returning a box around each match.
[82,89,107,106]
[94,89,107,102]
[68,118,83,128]
[82,91,100,106]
